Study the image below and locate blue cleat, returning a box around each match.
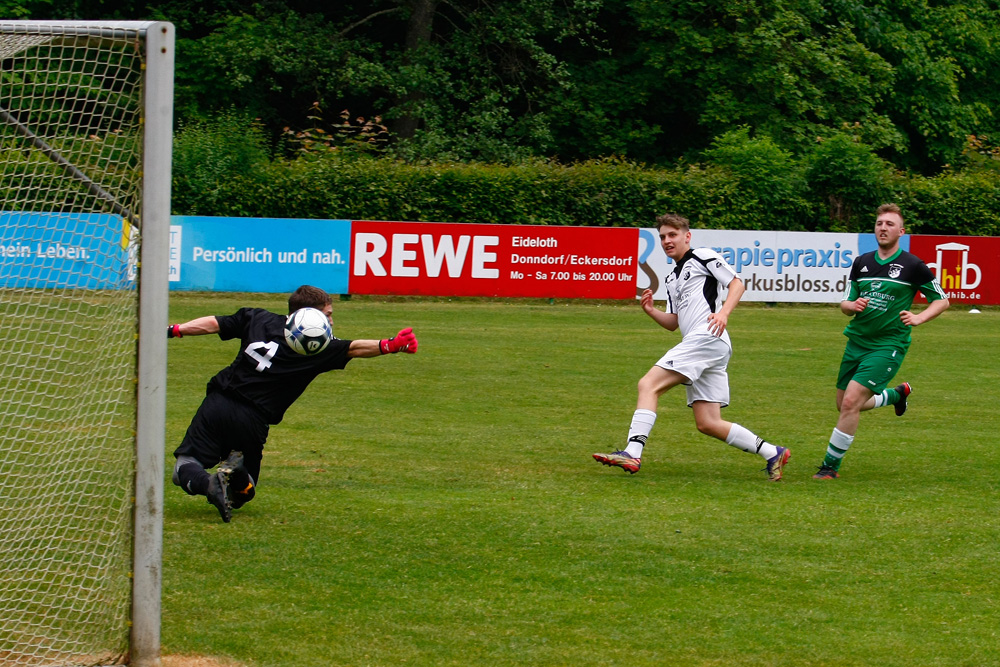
[765,447,790,482]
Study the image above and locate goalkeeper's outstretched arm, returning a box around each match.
[167,317,419,359]
[167,316,220,338]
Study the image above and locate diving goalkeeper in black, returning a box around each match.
[168,285,418,522]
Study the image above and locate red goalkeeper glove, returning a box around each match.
[380,327,417,354]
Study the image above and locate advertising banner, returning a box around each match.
[639,228,861,303]
[171,216,351,293]
[11,213,982,303]
[0,211,132,289]
[908,235,1000,304]
[348,221,639,298]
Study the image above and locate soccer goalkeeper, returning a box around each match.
[168,285,418,522]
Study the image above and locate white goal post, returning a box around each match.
[0,20,173,667]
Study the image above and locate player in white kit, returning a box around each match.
[593,213,790,481]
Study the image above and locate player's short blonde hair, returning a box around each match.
[656,213,691,232]
[876,203,904,224]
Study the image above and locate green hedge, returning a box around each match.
[172,154,822,229]
[0,132,141,215]
[894,170,1000,236]
[166,123,1000,236]
[180,157,665,227]
[6,117,999,235]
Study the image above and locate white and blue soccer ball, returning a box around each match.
[284,307,332,355]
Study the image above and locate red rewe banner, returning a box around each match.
[909,235,1000,304]
[348,221,639,298]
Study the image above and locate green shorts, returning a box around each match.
[836,339,905,394]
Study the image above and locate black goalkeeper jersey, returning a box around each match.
[206,308,352,424]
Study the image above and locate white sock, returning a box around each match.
[871,392,888,408]
[624,409,656,458]
[726,423,779,460]
[826,428,854,461]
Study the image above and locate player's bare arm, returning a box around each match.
[900,297,950,326]
[640,288,678,331]
[840,297,869,316]
[167,316,221,338]
[348,340,382,358]
[707,277,744,337]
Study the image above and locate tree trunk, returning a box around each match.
[395,0,439,139]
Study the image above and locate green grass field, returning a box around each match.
[161,295,999,667]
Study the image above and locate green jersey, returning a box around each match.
[842,248,946,352]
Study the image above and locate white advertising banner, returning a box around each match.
[638,229,862,303]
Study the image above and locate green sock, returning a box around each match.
[822,446,847,471]
[882,387,900,405]
[822,428,854,471]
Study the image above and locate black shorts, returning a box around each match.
[173,391,269,484]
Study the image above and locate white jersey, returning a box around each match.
[664,247,739,346]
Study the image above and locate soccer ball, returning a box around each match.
[284,307,332,355]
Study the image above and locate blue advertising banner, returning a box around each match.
[170,216,351,293]
[0,211,132,289]
[858,233,910,256]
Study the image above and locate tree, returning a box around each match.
[12,0,1000,171]
[621,0,901,159]
[804,133,895,230]
[837,0,1000,172]
[0,0,29,18]
[394,0,439,140]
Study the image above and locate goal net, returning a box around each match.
[0,21,173,667]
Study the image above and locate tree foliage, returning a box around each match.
[804,133,895,229]
[6,0,1000,172]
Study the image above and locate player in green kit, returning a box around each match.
[814,204,949,479]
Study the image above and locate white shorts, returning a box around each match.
[654,335,732,407]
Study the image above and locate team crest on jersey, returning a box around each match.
[888,263,903,278]
[683,270,691,280]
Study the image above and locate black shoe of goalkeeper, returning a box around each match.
[217,450,245,477]
[217,450,254,510]
[206,472,231,523]
[230,477,256,510]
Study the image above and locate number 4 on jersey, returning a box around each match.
[245,341,279,371]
